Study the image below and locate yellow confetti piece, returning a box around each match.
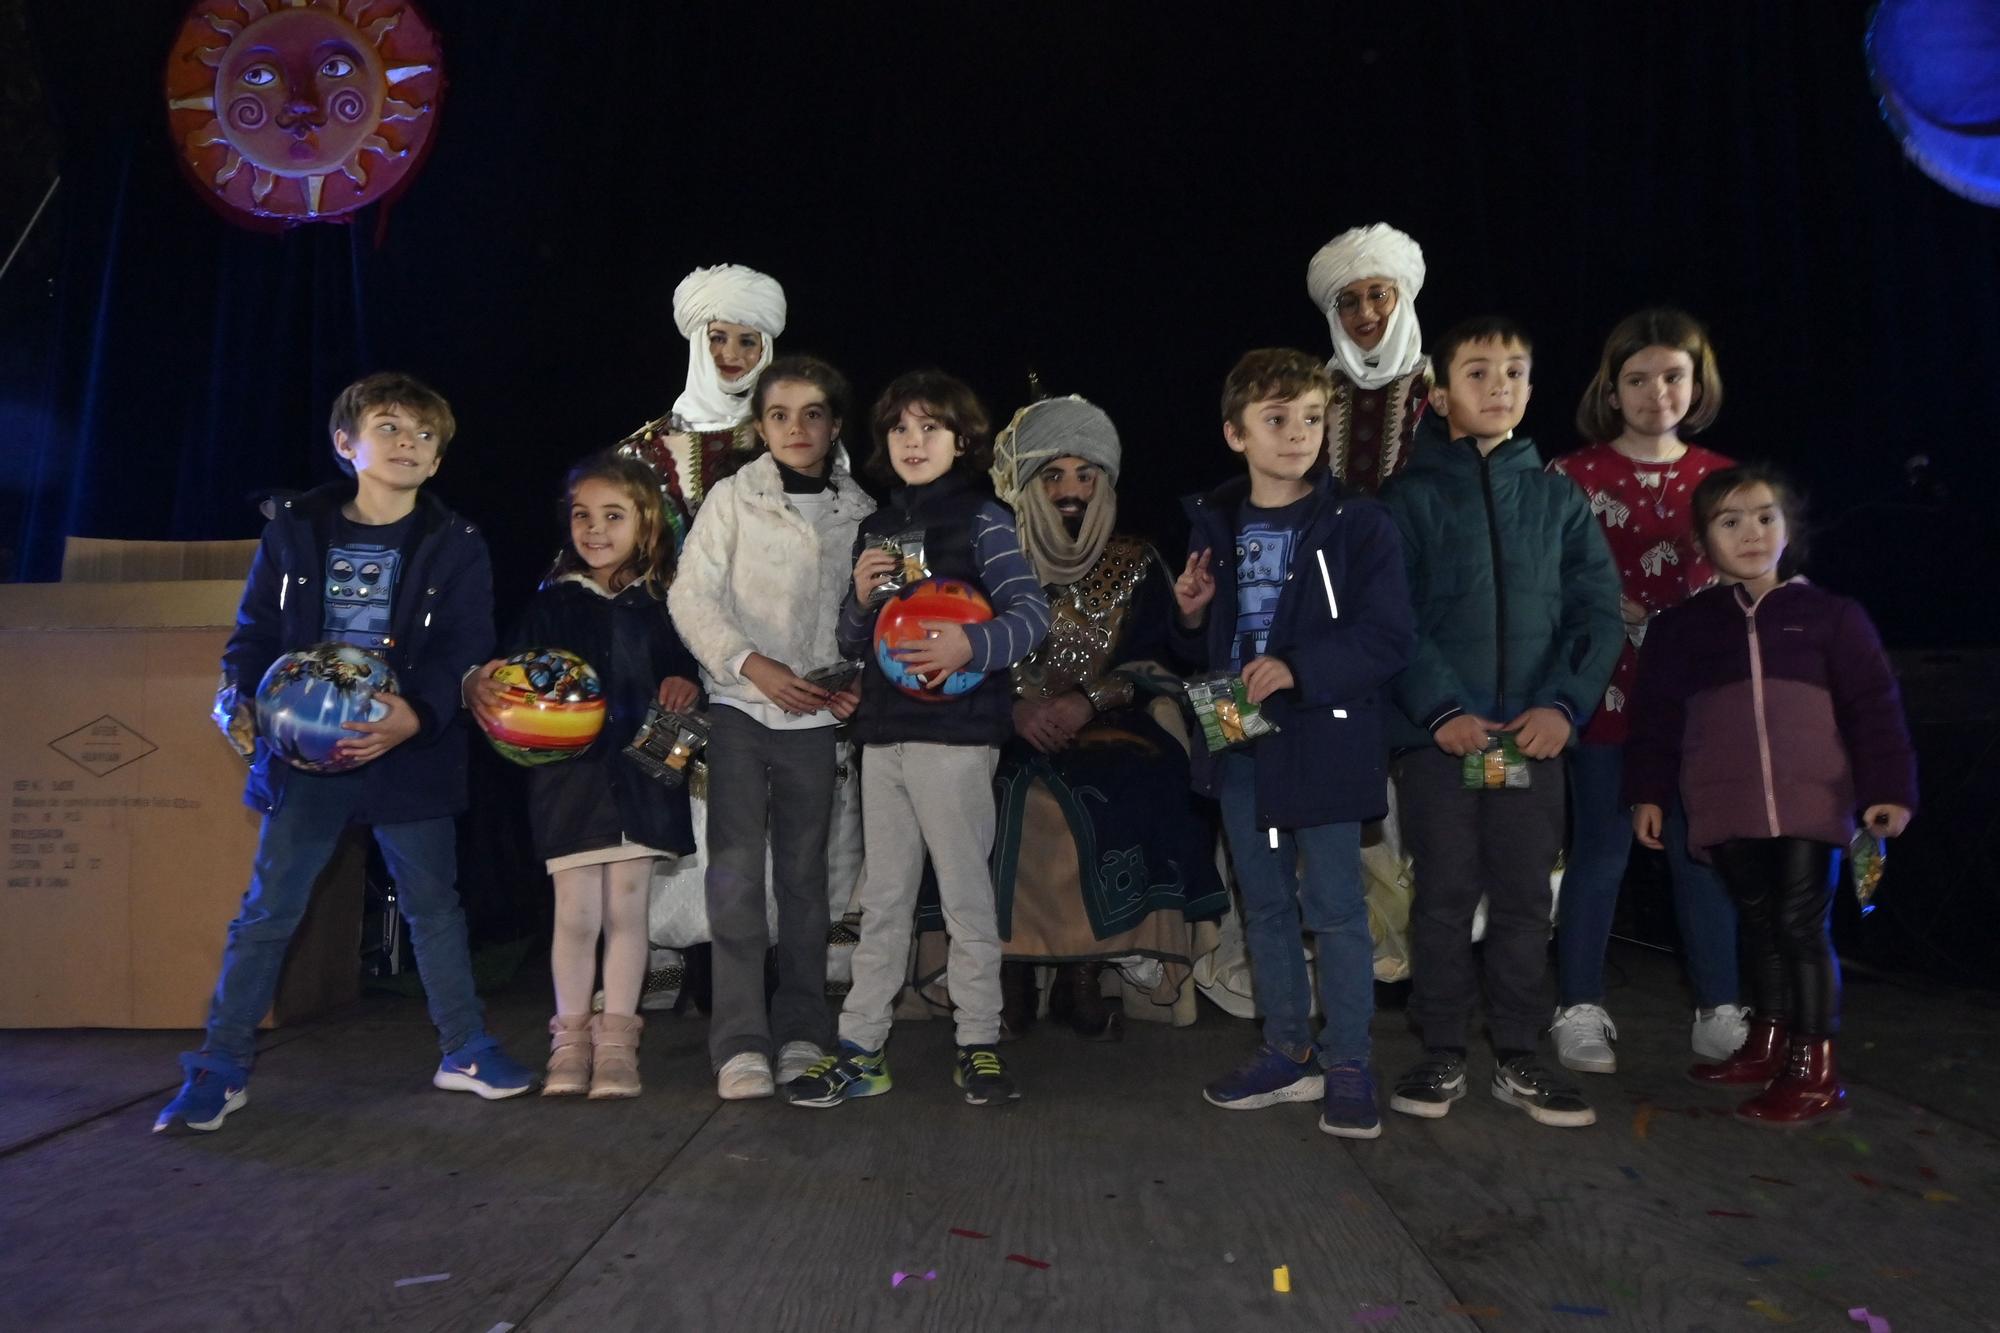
[1273,1265,1291,1294]
[1923,1190,1960,1203]
[1747,1297,1799,1324]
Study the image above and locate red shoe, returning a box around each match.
[1688,1016,1786,1086]
[1736,1037,1847,1128]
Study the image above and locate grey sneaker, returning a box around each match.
[1389,1052,1468,1119]
[1492,1056,1597,1128]
[1551,1003,1618,1074]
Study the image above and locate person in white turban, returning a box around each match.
[608,263,789,1015]
[1305,223,1433,494]
[617,263,789,549]
[955,394,1226,1041]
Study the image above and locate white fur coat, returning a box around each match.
[669,448,875,718]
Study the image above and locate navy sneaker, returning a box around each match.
[1318,1059,1383,1139]
[1202,1042,1324,1110]
[787,1041,891,1108]
[954,1045,1021,1105]
[153,1052,249,1135]
[433,1035,534,1099]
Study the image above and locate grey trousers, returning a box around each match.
[1394,745,1567,1054]
[703,706,836,1069]
[839,741,1002,1051]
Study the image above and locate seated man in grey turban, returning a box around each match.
[981,396,1227,1040]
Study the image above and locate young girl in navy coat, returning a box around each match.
[470,454,700,1099]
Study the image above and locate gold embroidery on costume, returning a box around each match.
[1012,535,1150,709]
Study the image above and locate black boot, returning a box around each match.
[1058,962,1123,1042]
[1000,962,1038,1041]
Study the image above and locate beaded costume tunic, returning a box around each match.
[613,413,759,551]
[1327,364,1431,496]
[1011,534,1154,712]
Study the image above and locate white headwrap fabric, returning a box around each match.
[670,264,787,432]
[1306,223,1426,391]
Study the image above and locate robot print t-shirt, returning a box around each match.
[322,512,415,652]
[1229,494,1311,670]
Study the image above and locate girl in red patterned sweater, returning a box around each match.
[1546,309,1741,1075]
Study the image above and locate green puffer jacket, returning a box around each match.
[1379,415,1624,750]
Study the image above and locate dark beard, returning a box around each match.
[1061,514,1083,539]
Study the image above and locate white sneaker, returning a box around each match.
[776,1041,823,1085]
[1692,1005,1751,1060]
[717,1052,775,1100]
[1550,1003,1618,1074]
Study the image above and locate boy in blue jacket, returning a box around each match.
[1380,318,1623,1129]
[1172,349,1414,1139]
[155,372,532,1134]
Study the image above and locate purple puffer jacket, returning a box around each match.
[1623,579,1917,855]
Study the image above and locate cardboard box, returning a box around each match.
[61,536,259,584]
[0,580,362,1029]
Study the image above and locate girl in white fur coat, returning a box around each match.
[669,356,876,1100]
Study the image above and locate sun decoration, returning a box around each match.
[164,0,444,225]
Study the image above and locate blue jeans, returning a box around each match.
[203,772,486,1068]
[1559,742,1740,1009]
[1215,752,1373,1064]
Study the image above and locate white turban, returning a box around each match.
[1306,223,1427,391]
[670,264,787,432]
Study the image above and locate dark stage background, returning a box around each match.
[4,2,1998,983]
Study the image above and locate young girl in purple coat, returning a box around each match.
[1623,465,1917,1126]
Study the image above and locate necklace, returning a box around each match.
[1614,441,1687,520]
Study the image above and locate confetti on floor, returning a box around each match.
[1006,1254,1051,1271]
[1747,1296,1799,1323]
[1619,1165,1641,1182]
[949,1228,990,1240]
[393,1274,450,1288]
[1751,1174,1798,1187]
[1632,1106,1656,1140]
[1443,1304,1502,1318]
[890,1269,937,1288]
[1848,1308,1893,1332]
[1708,1209,1755,1219]
[1353,1307,1398,1325]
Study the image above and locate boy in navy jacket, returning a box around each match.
[155,373,531,1134]
[1171,349,1414,1139]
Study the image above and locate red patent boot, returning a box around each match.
[1735,1037,1847,1128]
[1688,1016,1787,1086]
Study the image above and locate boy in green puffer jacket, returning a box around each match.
[1380,317,1623,1129]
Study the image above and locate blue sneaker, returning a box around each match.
[786,1041,891,1108]
[433,1035,534,1099]
[1318,1059,1383,1139]
[1202,1042,1324,1110]
[153,1052,249,1134]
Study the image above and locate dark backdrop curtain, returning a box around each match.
[8,0,1999,967]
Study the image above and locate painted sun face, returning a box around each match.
[167,0,443,223]
[217,7,386,175]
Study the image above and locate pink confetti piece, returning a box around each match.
[1006,1253,1051,1270]
[1852,1172,1883,1190]
[949,1227,990,1240]
[891,1269,938,1288]
[1353,1308,1399,1326]
[1708,1209,1754,1219]
[1848,1308,1892,1333]
[1918,1166,1939,1180]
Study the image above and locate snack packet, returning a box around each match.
[1185,672,1279,753]
[1849,828,1885,916]
[802,659,865,693]
[867,529,931,606]
[1461,732,1530,789]
[623,706,710,788]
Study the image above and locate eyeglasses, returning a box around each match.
[1333,285,1397,316]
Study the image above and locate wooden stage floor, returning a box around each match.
[3,942,1995,1332]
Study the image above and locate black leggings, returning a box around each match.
[1708,837,1843,1037]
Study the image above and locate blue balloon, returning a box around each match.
[254,643,398,773]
